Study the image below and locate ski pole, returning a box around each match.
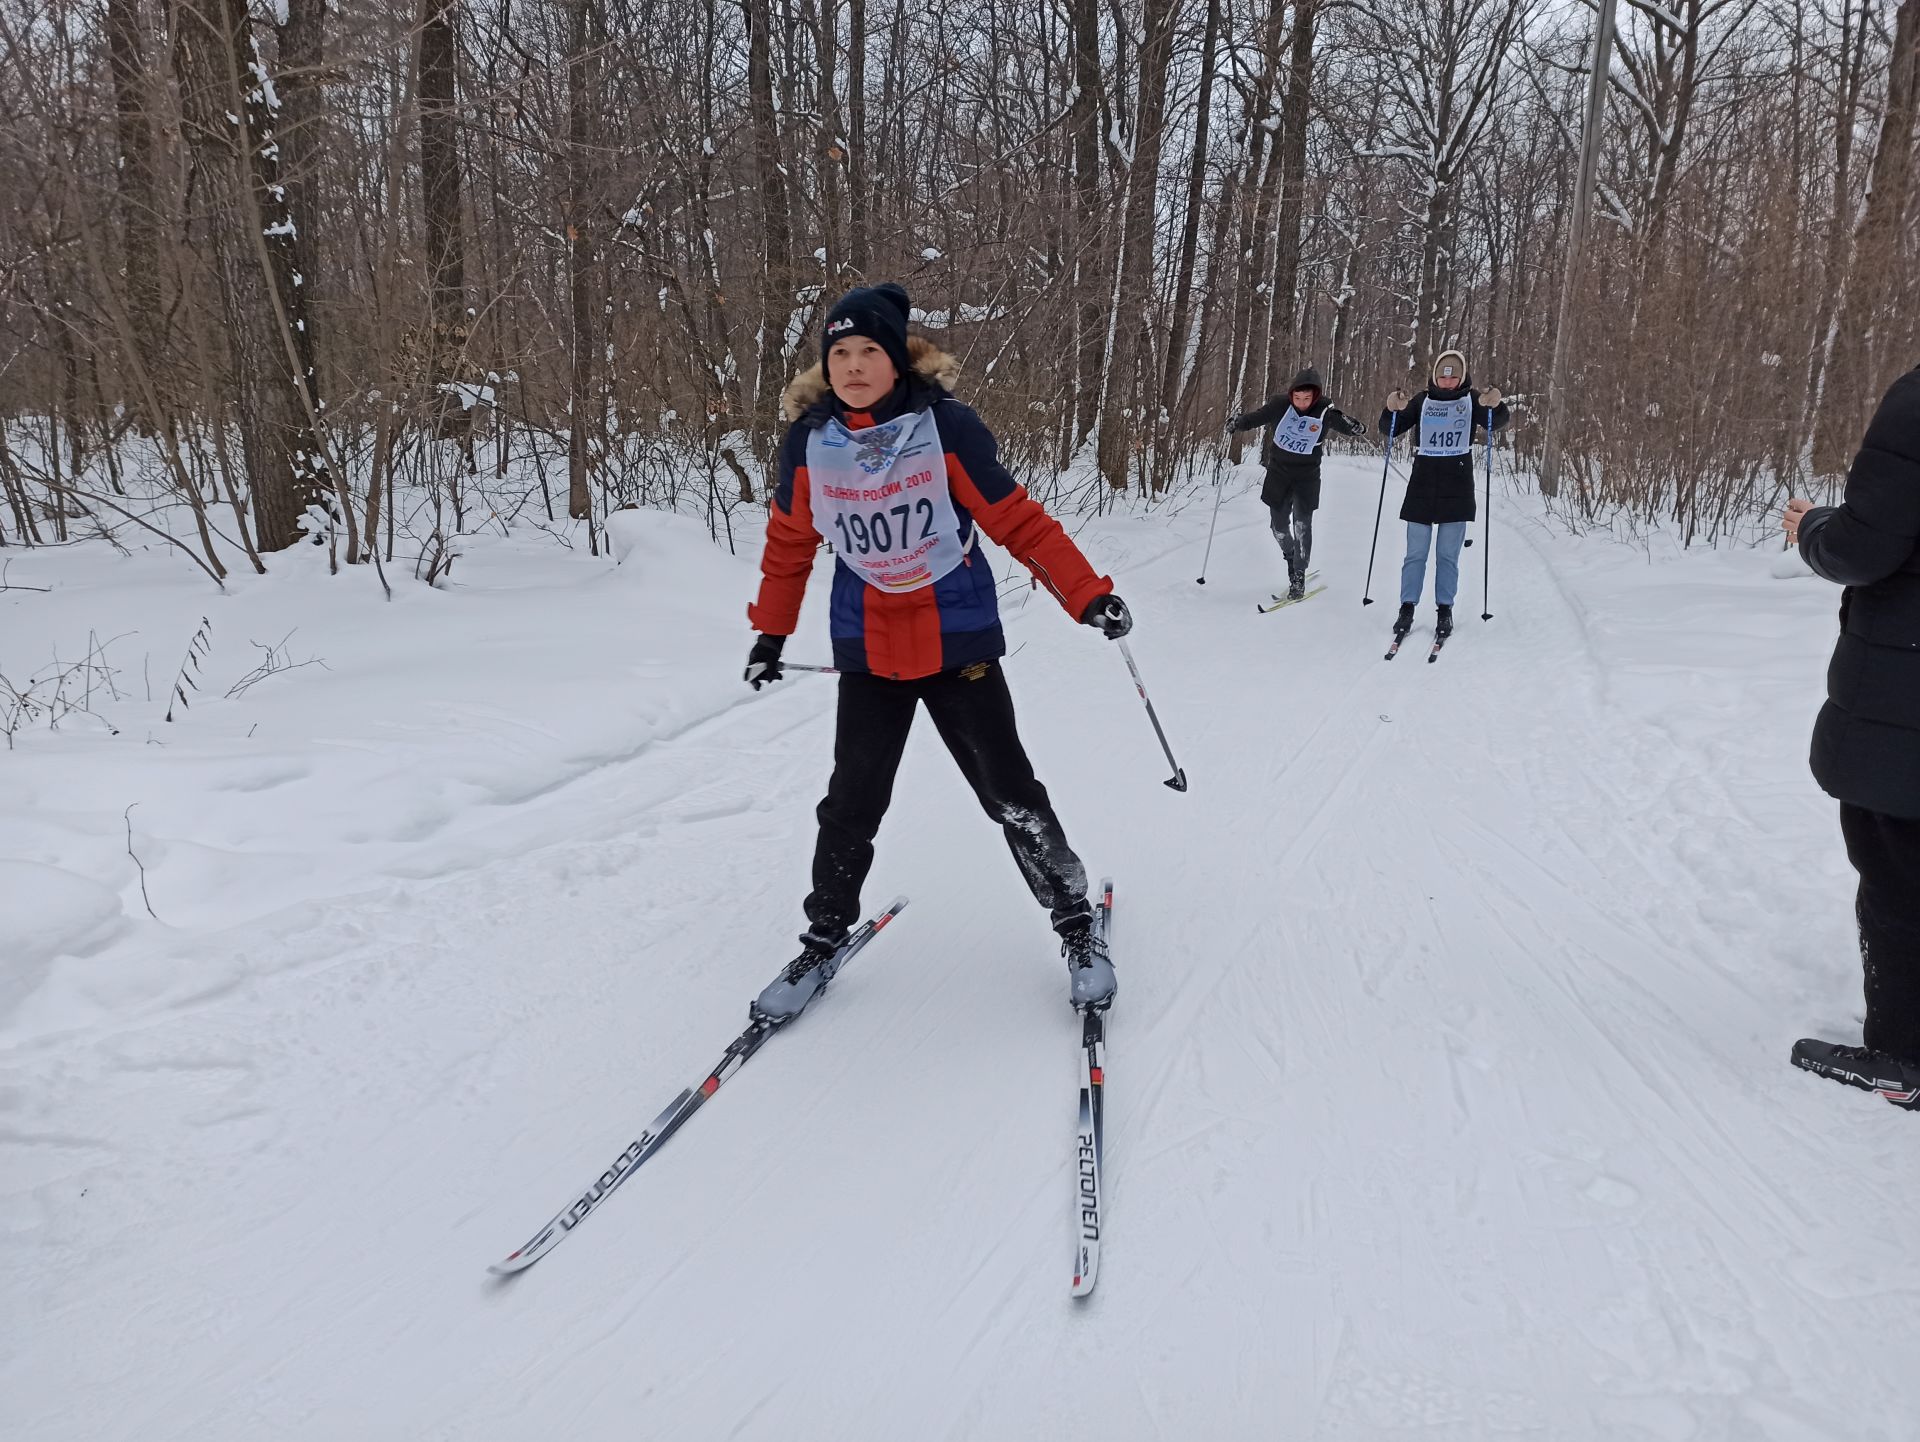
[746,660,838,685]
[1361,408,1398,606]
[1195,462,1227,584]
[1115,638,1188,792]
[1481,406,1494,621]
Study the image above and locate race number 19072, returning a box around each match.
[832,496,937,556]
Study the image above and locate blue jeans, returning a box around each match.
[1400,521,1467,606]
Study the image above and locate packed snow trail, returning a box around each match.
[5,460,1917,1440]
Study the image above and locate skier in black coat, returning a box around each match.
[1230,367,1367,600]
[1380,349,1509,642]
[1782,361,1920,1111]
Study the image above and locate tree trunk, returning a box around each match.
[1801,0,1879,466]
[847,0,869,275]
[1176,133,1244,426]
[1095,0,1176,489]
[274,1,329,363]
[565,0,599,529]
[1264,0,1318,398]
[170,0,333,554]
[1160,0,1219,423]
[1814,0,1919,474]
[1226,0,1285,432]
[1069,0,1104,450]
[420,0,471,438]
[745,0,793,431]
[106,0,162,407]
[814,0,844,284]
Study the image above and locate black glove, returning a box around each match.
[1346,418,1369,438]
[744,633,787,689]
[1080,594,1133,640]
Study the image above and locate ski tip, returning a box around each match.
[1165,769,1189,792]
[880,895,910,921]
[487,1235,548,1276]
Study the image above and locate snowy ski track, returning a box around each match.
[4,459,1916,1440]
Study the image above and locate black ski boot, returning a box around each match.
[1391,603,1415,640]
[1791,1038,1920,1110]
[1435,604,1454,640]
[1287,569,1307,602]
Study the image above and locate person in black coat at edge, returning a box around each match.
[1381,350,1509,643]
[1783,361,1920,1111]
[1229,367,1368,601]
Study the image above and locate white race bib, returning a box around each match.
[806,408,968,593]
[1272,408,1324,456]
[1418,395,1473,457]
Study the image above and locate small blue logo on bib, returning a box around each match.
[855,424,903,474]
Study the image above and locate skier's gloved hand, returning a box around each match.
[1081,594,1133,640]
[1346,418,1369,437]
[1478,386,1503,408]
[744,633,787,689]
[1385,389,1410,412]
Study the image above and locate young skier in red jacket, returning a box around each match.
[745,283,1129,1018]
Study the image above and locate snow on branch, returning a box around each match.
[1355,143,1433,165]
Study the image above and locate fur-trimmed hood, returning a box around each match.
[781,335,962,423]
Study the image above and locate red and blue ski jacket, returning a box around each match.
[749,339,1111,681]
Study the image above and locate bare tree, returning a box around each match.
[170,0,335,553]
[106,0,162,404]
[1097,0,1178,489]
[420,0,471,439]
[1354,0,1530,368]
[1814,0,1919,474]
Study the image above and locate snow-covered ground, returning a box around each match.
[4,458,1914,1441]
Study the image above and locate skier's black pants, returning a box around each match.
[805,662,1090,941]
[1841,804,1920,1063]
[1267,495,1314,577]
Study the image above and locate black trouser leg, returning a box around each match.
[804,673,919,941]
[923,661,1091,931]
[1295,505,1315,574]
[1267,500,1302,578]
[1840,803,1920,1064]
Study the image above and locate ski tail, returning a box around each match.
[811,895,909,995]
[488,896,909,1276]
[1072,879,1113,1297]
[1257,585,1327,614]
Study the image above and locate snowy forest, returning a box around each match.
[1,0,1917,572]
[12,4,1920,1437]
